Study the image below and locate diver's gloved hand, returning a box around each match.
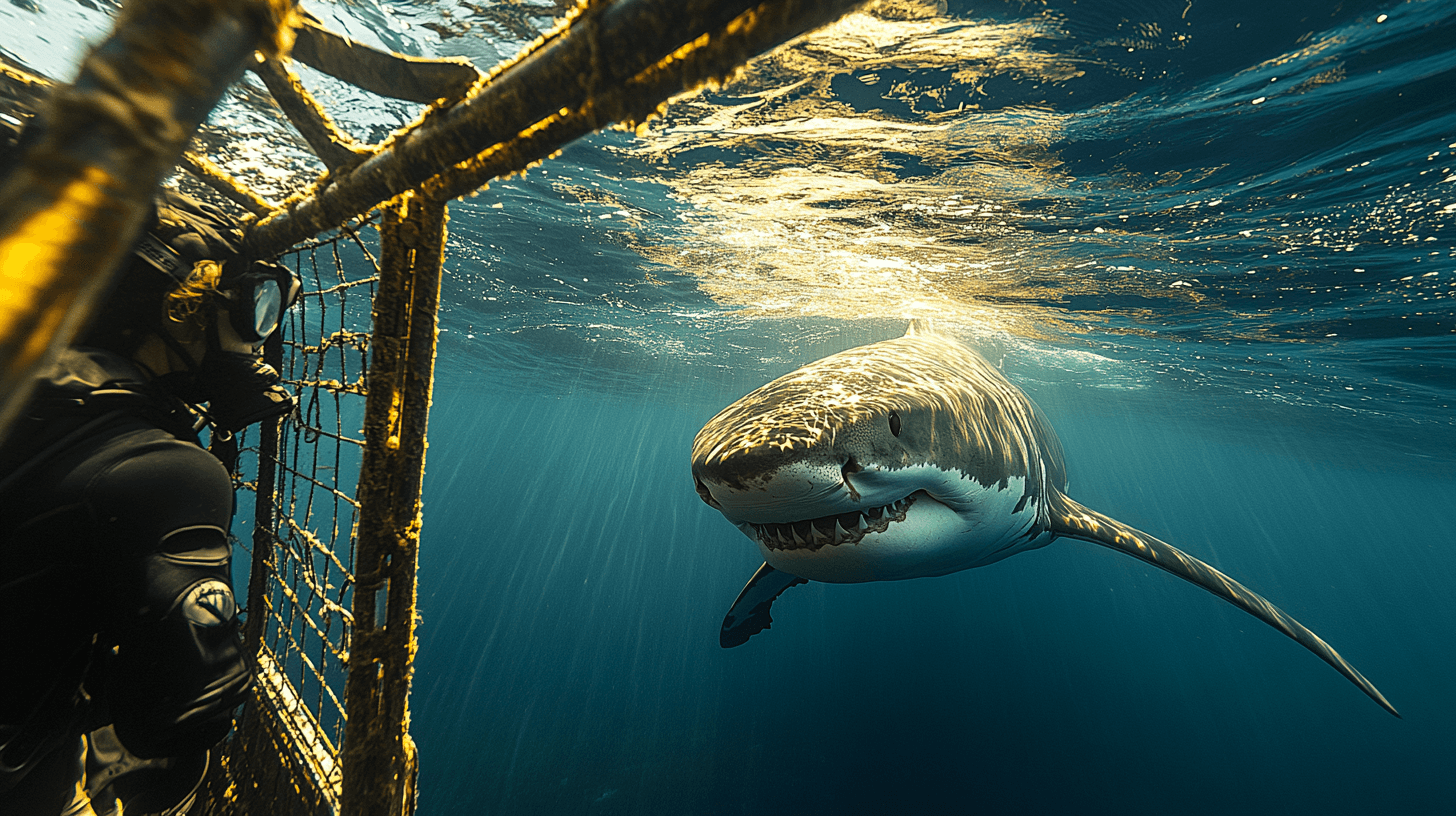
[194,353,294,432]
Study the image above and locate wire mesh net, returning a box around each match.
[204,221,382,816]
[263,224,382,734]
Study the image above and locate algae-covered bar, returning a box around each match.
[243,0,866,258]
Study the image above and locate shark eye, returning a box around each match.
[888,410,902,437]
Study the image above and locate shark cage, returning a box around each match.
[0,0,866,813]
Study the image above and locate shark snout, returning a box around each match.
[693,459,861,524]
[693,476,721,509]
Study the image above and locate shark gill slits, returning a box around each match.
[888,410,902,437]
[752,494,917,551]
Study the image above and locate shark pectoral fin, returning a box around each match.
[1049,495,1399,717]
[720,563,808,649]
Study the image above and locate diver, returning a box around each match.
[0,125,300,812]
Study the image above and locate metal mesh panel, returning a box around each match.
[265,225,381,741]
[203,223,381,816]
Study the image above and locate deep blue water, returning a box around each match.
[6,0,1455,813]
[413,376,1456,815]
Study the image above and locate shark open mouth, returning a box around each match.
[749,493,920,552]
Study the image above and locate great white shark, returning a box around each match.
[691,321,1397,716]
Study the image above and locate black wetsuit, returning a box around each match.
[0,347,253,812]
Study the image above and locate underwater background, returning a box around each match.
[6,0,1455,813]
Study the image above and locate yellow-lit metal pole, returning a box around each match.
[0,0,297,443]
[343,191,445,816]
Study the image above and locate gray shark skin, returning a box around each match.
[691,322,1397,716]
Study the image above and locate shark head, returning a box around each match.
[691,326,1065,583]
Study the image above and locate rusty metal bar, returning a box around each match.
[243,0,866,258]
[252,56,369,171]
[1,66,276,220]
[0,0,297,443]
[340,192,443,816]
[181,151,278,217]
[291,12,480,104]
[242,329,286,655]
[429,0,864,201]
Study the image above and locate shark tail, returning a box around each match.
[1049,494,1399,717]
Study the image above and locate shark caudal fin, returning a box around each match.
[720,563,808,648]
[1049,494,1398,717]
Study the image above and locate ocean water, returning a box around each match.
[6,0,1456,814]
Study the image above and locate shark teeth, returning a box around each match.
[751,494,918,552]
